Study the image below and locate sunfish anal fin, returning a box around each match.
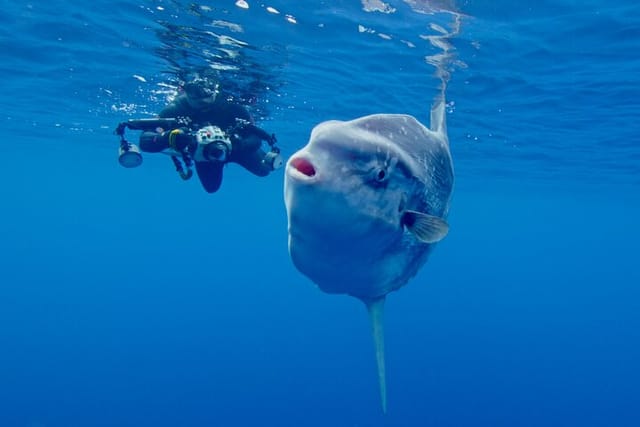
[364,296,387,414]
[403,210,449,244]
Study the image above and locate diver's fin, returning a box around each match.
[365,296,387,414]
[403,210,449,243]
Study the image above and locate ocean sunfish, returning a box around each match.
[283,98,454,413]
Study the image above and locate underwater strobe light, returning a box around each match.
[118,142,143,168]
[264,151,283,170]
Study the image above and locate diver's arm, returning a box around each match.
[226,103,253,123]
[123,118,180,131]
[158,103,181,119]
[159,96,194,119]
[234,122,277,147]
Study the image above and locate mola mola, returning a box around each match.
[283,97,454,413]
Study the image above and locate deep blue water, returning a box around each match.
[1,1,639,426]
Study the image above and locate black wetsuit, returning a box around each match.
[140,95,275,193]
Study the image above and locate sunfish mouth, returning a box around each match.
[288,156,317,178]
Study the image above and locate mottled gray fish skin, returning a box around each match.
[284,109,453,300]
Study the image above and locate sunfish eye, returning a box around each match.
[369,166,389,186]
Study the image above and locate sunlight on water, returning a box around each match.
[1,0,638,187]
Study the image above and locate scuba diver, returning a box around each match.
[116,74,282,193]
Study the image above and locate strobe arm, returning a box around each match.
[115,118,183,136]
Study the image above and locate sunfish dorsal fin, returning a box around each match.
[430,93,447,137]
[365,296,387,414]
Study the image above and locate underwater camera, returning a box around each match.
[196,125,232,162]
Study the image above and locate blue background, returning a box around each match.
[1,1,639,426]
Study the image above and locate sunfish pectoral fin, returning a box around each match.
[364,296,387,414]
[403,210,449,243]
